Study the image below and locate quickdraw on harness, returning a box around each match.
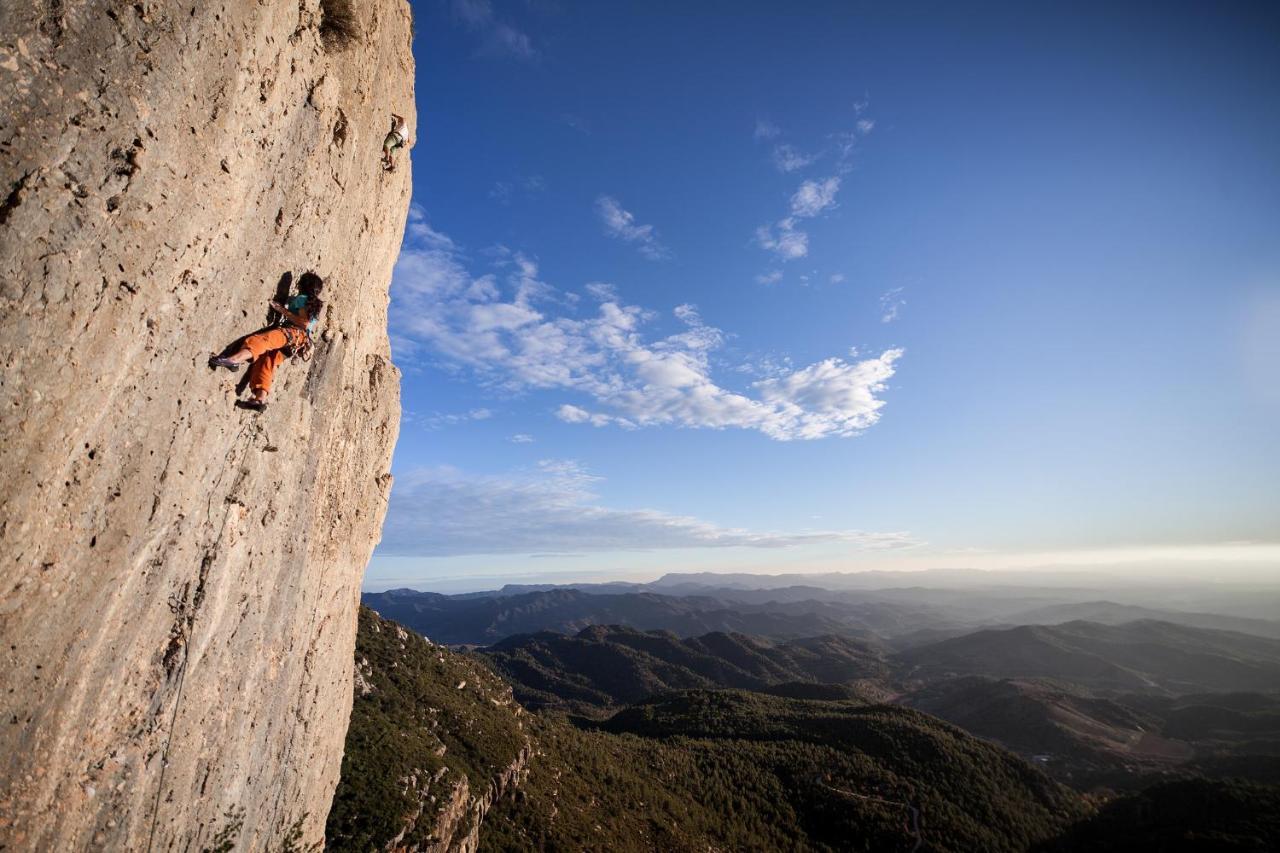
[282,325,313,362]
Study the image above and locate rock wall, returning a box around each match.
[326,608,534,851]
[416,745,532,853]
[0,1,412,849]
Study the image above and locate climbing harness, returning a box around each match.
[273,294,316,361]
[283,325,312,362]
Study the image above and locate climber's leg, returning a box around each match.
[247,350,286,400]
[382,133,403,170]
[211,327,289,370]
[242,328,290,360]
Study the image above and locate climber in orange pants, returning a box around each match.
[209,272,325,411]
[241,327,304,399]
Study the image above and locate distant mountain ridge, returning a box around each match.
[1002,600,1280,639]
[362,587,921,644]
[365,577,1280,646]
[899,619,1280,694]
[484,624,887,710]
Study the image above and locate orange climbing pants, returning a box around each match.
[243,328,304,395]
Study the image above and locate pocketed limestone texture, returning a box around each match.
[0,1,412,848]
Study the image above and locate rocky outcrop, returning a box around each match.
[400,745,531,853]
[0,1,412,849]
[327,609,534,851]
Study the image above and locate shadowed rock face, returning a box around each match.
[0,1,411,849]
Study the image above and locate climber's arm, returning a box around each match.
[269,300,307,328]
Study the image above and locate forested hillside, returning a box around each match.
[484,625,887,711]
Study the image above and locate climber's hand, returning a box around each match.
[269,300,284,312]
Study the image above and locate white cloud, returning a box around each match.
[829,273,845,285]
[754,118,781,140]
[772,144,818,173]
[752,101,879,264]
[756,270,784,285]
[509,433,535,443]
[420,408,494,429]
[392,221,903,441]
[790,177,841,217]
[407,204,457,251]
[555,404,633,429]
[378,461,918,556]
[595,195,670,260]
[584,281,618,302]
[756,177,842,262]
[755,219,809,260]
[880,287,905,323]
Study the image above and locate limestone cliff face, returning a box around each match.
[0,1,412,849]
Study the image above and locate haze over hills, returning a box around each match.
[361,569,1280,818]
[334,608,1090,852]
[362,573,1280,647]
[339,606,1280,850]
[904,677,1193,786]
[361,587,912,645]
[484,625,888,711]
[899,620,1280,694]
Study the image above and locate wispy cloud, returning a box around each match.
[754,118,781,140]
[378,460,918,556]
[755,219,809,260]
[752,105,875,267]
[879,287,905,323]
[509,433,535,443]
[595,195,670,260]
[449,0,536,60]
[391,218,904,441]
[790,176,841,217]
[407,204,457,250]
[755,176,841,261]
[772,143,819,173]
[490,176,546,205]
[418,408,494,429]
[756,270,784,285]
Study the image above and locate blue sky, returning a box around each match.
[366,0,1280,591]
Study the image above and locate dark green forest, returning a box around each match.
[330,607,1280,852]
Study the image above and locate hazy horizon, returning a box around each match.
[364,553,1280,596]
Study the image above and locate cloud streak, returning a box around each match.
[880,287,905,323]
[391,215,904,440]
[595,195,670,260]
[772,143,819,173]
[379,461,918,556]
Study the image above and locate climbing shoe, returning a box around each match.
[236,398,267,412]
[209,355,241,371]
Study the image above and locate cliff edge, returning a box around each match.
[0,1,412,849]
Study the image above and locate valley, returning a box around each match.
[342,574,1280,850]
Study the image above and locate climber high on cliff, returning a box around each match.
[382,113,412,171]
[208,272,325,411]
